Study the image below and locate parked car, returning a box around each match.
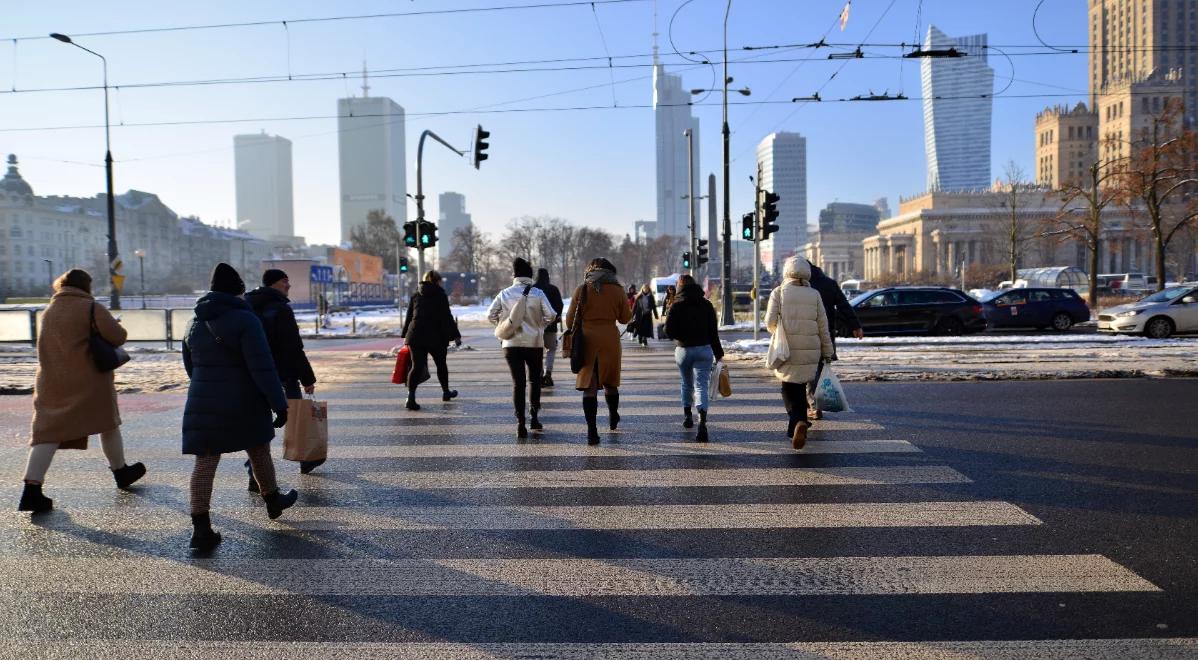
[1098,273,1149,296]
[848,287,987,336]
[982,288,1091,331]
[1097,284,1198,338]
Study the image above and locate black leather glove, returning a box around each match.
[272,409,288,428]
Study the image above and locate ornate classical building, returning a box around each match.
[1035,103,1098,188]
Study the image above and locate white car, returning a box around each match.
[1097,284,1198,338]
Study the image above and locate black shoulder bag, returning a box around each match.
[562,284,589,375]
[89,303,130,372]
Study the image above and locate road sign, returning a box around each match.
[310,265,334,284]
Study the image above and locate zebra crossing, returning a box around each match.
[1,339,1192,658]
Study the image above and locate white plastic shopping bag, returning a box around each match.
[813,362,852,413]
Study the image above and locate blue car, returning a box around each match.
[982,288,1091,331]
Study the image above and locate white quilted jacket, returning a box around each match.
[764,259,834,384]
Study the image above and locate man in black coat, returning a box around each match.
[246,268,322,476]
[534,268,564,387]
[806,260,863,419]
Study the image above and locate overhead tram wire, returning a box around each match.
[1032,0,1079,53]
[589,1,620,107]
[0,0,652,42]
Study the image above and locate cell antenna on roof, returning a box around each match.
[361,61,370,98]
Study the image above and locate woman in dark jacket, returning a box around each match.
[400,270,461,410]
[182,263,297,552]
[664,274,724,442]
[632,284,658,346]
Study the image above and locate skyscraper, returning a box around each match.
[756,132,807,273]
[921,26,994,192]
[653,54,700,239]
[234,131,294,240]
[437,192,472,267]
[337,71,406,243]
[1089,0,1196,128]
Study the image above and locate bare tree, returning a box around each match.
[349,209,403,272]
[445,225,490,275]
[993,161,1042,284]
[1048,155,1125,308]
[1114,99,1198,291]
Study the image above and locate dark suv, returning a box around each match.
[849,287,987,336]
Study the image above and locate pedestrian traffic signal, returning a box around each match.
[682,251,692,269]
[398,257,410,273]
[419,220,438,248]
[403,221,418,247]
[697,239,709,265]
[741,212,756,241]
[473,125,490,169]
[760,191,780,240]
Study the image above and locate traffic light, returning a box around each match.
[403,221,418,248]
[419,219,438,248]
[741,212,756,241]
[697,239,709,265]
[682,251,691,269]
[760,191,780,240]
[398,257,409,274]
[473,125,490,169]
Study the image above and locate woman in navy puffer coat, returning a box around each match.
[181,263,297,552]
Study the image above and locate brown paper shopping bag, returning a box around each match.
[283,397,329,462]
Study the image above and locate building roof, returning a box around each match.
[1,155,32,196]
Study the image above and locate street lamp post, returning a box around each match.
[50,33,119,310]
[134,249,146,309]
[42,259,53,294]
[684,128,697,277]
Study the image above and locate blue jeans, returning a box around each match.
[675,345,714,411]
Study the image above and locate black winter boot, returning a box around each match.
[542,373,554,388]
[406,396,421,411]
[605,391,621,431]
[112,462,146,490]
[263,489,299,520]
[529,407,543,431]
[583,397,600,445]
[683,407,694,429]
[442,389,458,402]
[17,483,52,514]
[695,408,709,443]
[189,513,222,552]
[299,459,325,475]
[245,460,259,492]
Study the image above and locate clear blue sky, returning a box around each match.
[0,0,1089,245]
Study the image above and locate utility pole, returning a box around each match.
[719,0,734,324]
[414,129,466,281]
[685,128,697,277]
[707,173,717,284]
[753,163,762,342]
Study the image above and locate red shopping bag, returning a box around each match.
[391,345,411,385]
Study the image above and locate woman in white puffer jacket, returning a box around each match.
[764,256,834,449]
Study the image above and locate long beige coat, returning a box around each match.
[764,259,834,384]
[30,287,126,448]
[564,281,633,389]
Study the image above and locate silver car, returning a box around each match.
[1097,284,1198,338]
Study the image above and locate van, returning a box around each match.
[1099,273,1148,295]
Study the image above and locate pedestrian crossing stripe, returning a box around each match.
[14,639,1198,659]
[0,501,1040,531]
[0,555,1159,596]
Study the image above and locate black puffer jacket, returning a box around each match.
[664,283,723,359]
[402,281,461,347]
[245,286,316,386]
[534,269,565,333]
[807,261,861,335]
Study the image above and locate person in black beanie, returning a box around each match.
[181,263,298,552]
[245,268,323,480]
[487,258,557,438]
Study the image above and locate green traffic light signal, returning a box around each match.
[682,251,691,269]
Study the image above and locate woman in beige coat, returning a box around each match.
[764,257,834,450]
[19,269,146,513]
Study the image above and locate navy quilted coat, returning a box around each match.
[182,292,286,455]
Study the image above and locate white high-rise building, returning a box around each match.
[437,192,472,267]
[756,132,807,273]
[234,132,294,240]
[921,26,994,192]
[337,75,406,243]
[653,59,700,240]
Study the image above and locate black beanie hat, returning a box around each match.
[512,257,533,278]
[262,268,288,287]
[210,262,245,295]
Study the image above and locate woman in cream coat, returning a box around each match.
[764,257,834,449]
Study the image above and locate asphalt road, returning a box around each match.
[0,334,1194,658]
